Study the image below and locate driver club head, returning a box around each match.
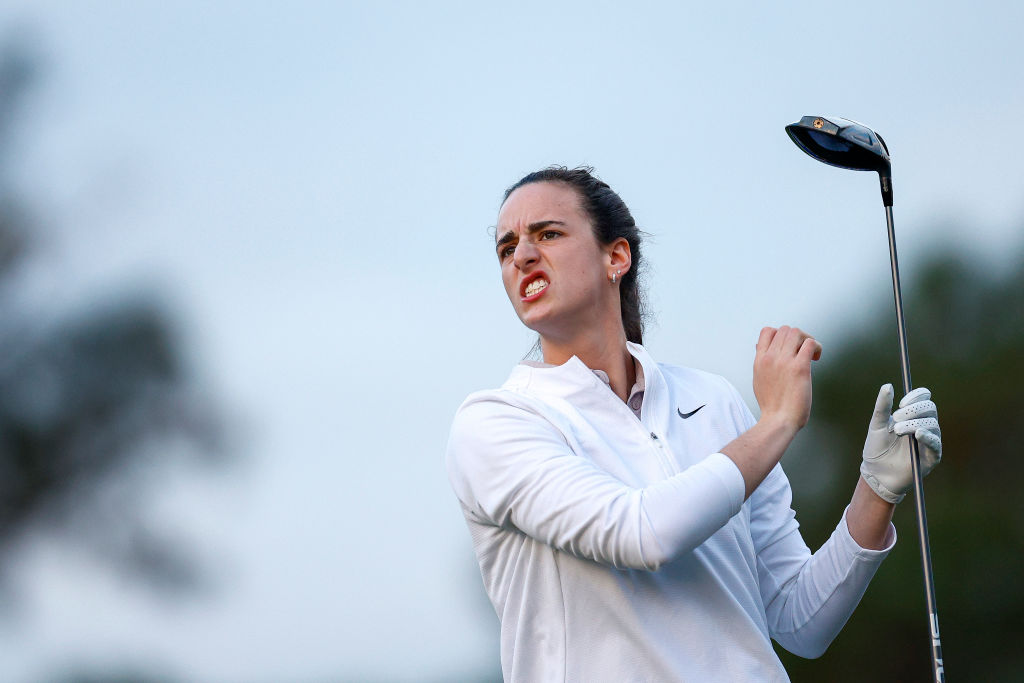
[785,115,891,174]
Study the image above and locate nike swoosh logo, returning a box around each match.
[677,404,706,419]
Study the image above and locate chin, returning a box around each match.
[516,311,544,333]
[514,307,547,333]
[519,314,566,344]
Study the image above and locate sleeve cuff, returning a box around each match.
[706,451,747,513]
[839,505,897,558]
[640,452,748,563]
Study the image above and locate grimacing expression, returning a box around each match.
[496,182,622,340]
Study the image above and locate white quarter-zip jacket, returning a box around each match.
[447,343,894,682]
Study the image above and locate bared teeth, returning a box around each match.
[525,279,548,297]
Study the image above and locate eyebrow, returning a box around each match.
[495,220,566,255]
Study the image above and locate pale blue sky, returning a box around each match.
[0,1,1021,680]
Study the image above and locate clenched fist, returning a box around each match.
[753,326,822,431]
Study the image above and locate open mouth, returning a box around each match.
[525,279,548,297]
[521,273,549,299]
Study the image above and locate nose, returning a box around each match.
[513,240,539,270]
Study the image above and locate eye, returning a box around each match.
[498,244,516,259]
[539,230,560,241]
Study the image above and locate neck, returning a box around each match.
[540,327,636,402]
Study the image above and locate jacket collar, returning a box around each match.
[504,353,601,397]
[627,342,668,428]
[503,343,669,429]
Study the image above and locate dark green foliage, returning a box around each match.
[0,35,223,598]
[776,246,1024,681]
[0,298,223,593]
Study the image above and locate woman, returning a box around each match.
[446,167,941,682]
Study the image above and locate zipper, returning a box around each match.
[647,430,678,478]
[594,374,678,478]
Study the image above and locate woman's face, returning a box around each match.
[495,181,625,343]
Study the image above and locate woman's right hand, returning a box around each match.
[752,326,822,432]
[722,326,823,499]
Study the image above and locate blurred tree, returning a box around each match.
[776,243,1024,681]
[0,35,224,601]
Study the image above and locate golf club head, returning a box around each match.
[785,115,890,173]
[786,115,893,206]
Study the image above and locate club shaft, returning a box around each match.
[884,205,945,682]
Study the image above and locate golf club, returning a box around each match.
[785,115,944,682]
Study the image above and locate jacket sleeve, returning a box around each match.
[446,393,745,571]
[726,388,894,658]
[750,464,895,658]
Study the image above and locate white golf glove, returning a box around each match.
[860,383,942,504]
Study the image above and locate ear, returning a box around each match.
[606,237,632,276]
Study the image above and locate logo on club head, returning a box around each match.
[813,118,824,129]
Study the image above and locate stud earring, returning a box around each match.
[611,270,621,284]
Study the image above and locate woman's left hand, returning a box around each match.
[860,383,942,504]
